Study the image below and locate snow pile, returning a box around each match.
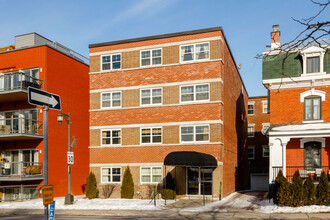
[0,196,174,210]
[256,199,330,213]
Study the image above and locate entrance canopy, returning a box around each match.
[164,151,217,167]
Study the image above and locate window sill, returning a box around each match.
[301,72,326,76]
[302,120,323,124]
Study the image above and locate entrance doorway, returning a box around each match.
[187,167,212,195]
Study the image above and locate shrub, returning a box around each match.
[164,172,175,190]
[102,184,116,198]
[274,169,291,206]
[86,172,99,199]
[290,170,303,207]
[121,166,134,199]
[303,175,316,205]
[316,170,330,205]
[162,189,176,200]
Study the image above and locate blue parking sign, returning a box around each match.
[49,201,55,220]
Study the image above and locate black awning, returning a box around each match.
[164,151,217,167]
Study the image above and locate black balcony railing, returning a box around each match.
[0,162,43,178]
[0,71,44,92]
[272,166,330,182]
[0,118,43,136]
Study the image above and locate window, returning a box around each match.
[141,128,162,144]
[181,125,209,142]
[304,142,321,169]
[248,125,254,137]
[248,146,255,159]
[102,129,121,145]
[263,146,269,157]
[141,49,162,66]
[141,88,162,105]
[101,167,121,183]
[262,101,268,113]
[248,103,254,115]
[141,166,162,183]
[180,84,209,102]
[101,54,121,71]
[180,42,209,62]
[304,96,321,120]
[307,57,320,73]
[101,92,121,108]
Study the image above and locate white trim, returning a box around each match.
[180,124,210,143]
[248,124,255,137]
[100,53,121,72]
[101,91,122,109]
[248,146,255,159]
[91,101,222,112]
[140,48,162,67]
[89,142,224,149]
[140,166,162,184]
[301,46,326,75]
[140,88,162,106]
[90,37,222,56]
[100,129,122,146]
[100,167,122,184]
[300,137,325,148]
[140,127,162,145]
[179,83,210,103]
[302,120,324,124]
[300,89,326,102]
[91,163,163,167]
[248,103,254,116]
[90,78,222,93]
[90,120,222,130]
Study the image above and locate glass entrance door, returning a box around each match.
[187,167,213,195]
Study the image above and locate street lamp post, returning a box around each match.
[57,112,74,205]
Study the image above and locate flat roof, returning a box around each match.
[89,26,222,48]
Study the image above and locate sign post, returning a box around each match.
[49,201,55,220]
[67,152,74,165]
[28,87,61,220]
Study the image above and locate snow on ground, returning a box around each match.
[0,196,174,210]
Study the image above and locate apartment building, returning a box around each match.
[89,27,247,198]
[0,33,89,201]
[243,96,270,191]
[262,25,330,185]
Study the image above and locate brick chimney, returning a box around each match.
[271,25,280,49]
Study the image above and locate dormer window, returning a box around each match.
[307,56,320,73]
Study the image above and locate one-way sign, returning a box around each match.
[28,87,61,110]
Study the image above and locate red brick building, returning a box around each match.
[0,33,89,201]
[263,25,330,184]
[89,27,248,199]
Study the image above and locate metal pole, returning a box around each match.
[65,113,73,204]
[43,106,49,220]
[164,166,166,205]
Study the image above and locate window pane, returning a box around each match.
[181,86,194,94]
[152,175,162,182]
[112,62,121,69]
[313,98,321,120]
[141,167,151,175]
[181,94,194,102]
[152,97,161,104]
[112,100,120,107]
[141,89,150,97]
[102,131,110,137]
[152,89,161,96]
[196,126,208,133]
[141,51,150,58]
[182,134,193,142]
[142,97,151,105]
[305,99,312,120]
[196,134,209,141]
[196,93,209,100]
[112,55,121,62]
[152,57,161,65]
[196,84,209,92]
[152,49,161,57]
[102,168,110,175]
[102,176,110,182]
[181,127,193,134]
[102,138,110,145]
[181,45,194,61]
[112,92,121,100]
[152,167,161,175]
[102,64,110,70]
[112,168,121,174]
[196,43,209,60]
[307,58,313,73]
[313,57,319,72]
[141,176,150,182]
[142,59,150,66]
[112,175,121,182]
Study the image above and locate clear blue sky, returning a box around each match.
[0,0,328,96]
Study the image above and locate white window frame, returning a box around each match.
[140,166,162,184]
[180,83,210,103]
[180,42,210,63]
[101,167,122,184]
[262,145,269,158]
[301,46,326,75]
[262,100,268,113]
[180,125,210,143]
[248,102,254,115]
[248,146,255,160]
[101,91,121,109]
[248,124,255,137]
[140,127,162,144]
[140,88,162,106]
[140,48,162,67]
[101,129,121,146]
[101,54,121,71]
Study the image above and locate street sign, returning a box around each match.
[28,87,61,110]
[42,185,54,205]
[67,152,74,165]
[49,201,55,220]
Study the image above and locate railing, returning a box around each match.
[0,118,43,136]
[272,166,330,182]
[0,71,44,92]
[0,184,42,202]
[0,162,43,177]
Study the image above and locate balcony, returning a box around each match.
[271,166,330,182]
[0,162,43,181]
[0,70,44,103]
[0,118,43,140]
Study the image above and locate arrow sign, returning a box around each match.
[28,87,61,110]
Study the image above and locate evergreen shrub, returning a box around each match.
[274,169,291,206]
[316,170,330,205]
[290,170,303,207]
[303,175,316,206]
[86,172,99,199]
[121,166,134,199]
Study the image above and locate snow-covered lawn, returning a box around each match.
[0,196,174,210]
